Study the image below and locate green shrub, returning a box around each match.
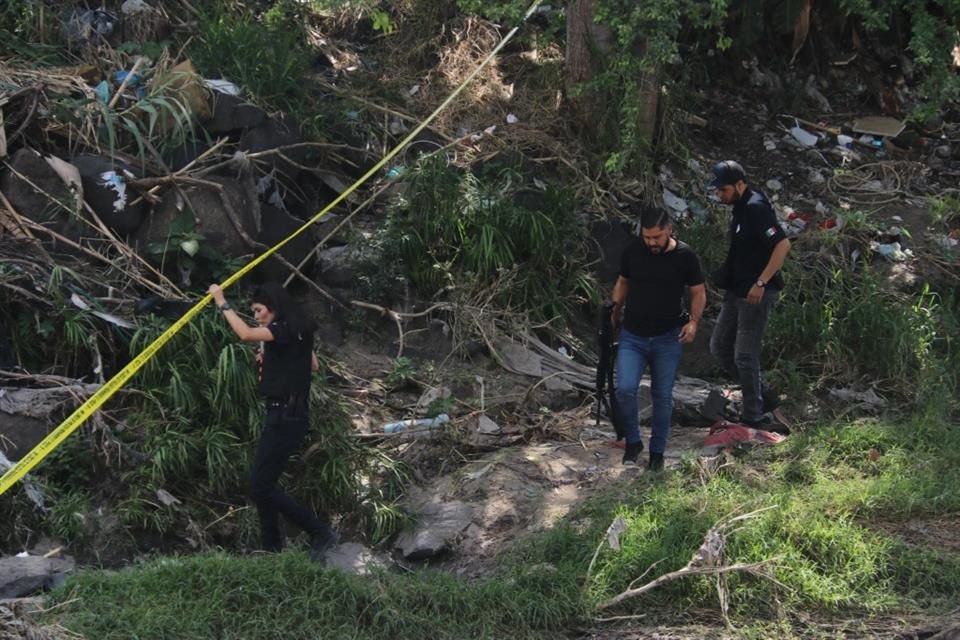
[358,156,599,324]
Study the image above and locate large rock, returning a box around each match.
[317,245,357,288]
[250,204,314,282]
[206,92,267,135]
[394,498,473,560]
[0,555,75,598]
[0,385,102,461]
[589,217,634,286]
[134,175,260,260]
[71,154,145,235]
[238,114,308,181]
[322,542,386,575]
[0,149,82,234]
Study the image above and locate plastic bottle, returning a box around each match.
[382,413,450,434]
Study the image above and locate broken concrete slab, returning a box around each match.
[322,542,386,575]
[394,498,473,560]
[0,555,75,599]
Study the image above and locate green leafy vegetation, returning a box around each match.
[356,156,600,324]
[188,0,312,114]
[44,414,960,637]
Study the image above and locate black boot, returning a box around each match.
[622,441,644,465]
[648,452,664,472]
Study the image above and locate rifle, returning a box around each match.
[596,300,626,440]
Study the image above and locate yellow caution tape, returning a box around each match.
[0,1,542,497]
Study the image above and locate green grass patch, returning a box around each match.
[44,415,960,636]
[46,551,584,639]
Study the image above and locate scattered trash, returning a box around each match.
[828,387,885,411]
[115,69,146,99]
[386,165,405,179]
[606,515,628,551]
[0,451,45,510]
[99,171,128,212]
[790,126,819,148]
[765,178,784,192]
[121,0,150,14]
[382,413,449,434]
[871,241,910,261]
[69,292,136,329]
[853,116,906,138]
[805,74,832,112]
[837,134,853,148]
[204,78,241,95]
[64,9,117,47]
[808,169,826,184]
[94,80,111,104]
[662,188,688,214]
[156,488,181,507]
[506,113,519,124]
[388,119,408,135]
[464,463,494,481]
[477,414,501,434]
[782,209,810,235]
[763,139,777,151]
[939,235,959,251]
[408,84,420,96]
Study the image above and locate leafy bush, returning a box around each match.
[357,156,599,324]
[188,0,311,113]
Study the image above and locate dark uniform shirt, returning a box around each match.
[259,321,313,400]
[619,239,705,337]
[727,188,787,297]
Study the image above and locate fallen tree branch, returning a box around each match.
[595,506,781,612]
[351,300,452,358]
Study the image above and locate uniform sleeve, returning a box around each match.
[685,250,706,286]
[619,245,631,279]
[750,202,787,247]
[265,321,291,345]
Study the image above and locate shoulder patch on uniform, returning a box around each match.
[765,227,778,238]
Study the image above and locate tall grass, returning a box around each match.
[187,0,311,114]
[357,156,600,323]
[43,412,960,636]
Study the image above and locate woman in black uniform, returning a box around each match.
[208,282,338,560]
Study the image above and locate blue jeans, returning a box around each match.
[615,327,683,454]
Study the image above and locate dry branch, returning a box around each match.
[596,506,780,612]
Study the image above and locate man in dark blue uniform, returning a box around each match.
[611,208,706,471]
[708,160,791,433]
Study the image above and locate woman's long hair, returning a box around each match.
[250,282,317,335]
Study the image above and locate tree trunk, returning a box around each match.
[565,0,612,130]
[635,56,661,150]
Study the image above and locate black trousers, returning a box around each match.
[249,402,327,551]
[709,289,780,422]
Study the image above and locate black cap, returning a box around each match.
[709,160,746,188]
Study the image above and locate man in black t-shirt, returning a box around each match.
[611,208,706,470]
[708,160,791,433]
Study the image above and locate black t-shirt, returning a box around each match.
[619,239,705,337]
[727,188,787,297]
[258,321,313,399]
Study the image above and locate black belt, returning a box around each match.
[265,394,302,409]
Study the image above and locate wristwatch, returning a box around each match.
[218,302,232,311]
[755,279,766,288]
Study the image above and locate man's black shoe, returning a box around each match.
[309,529,339,562]
[648,452,665,472]
[622,441,643,465]
[743,414,790,436]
